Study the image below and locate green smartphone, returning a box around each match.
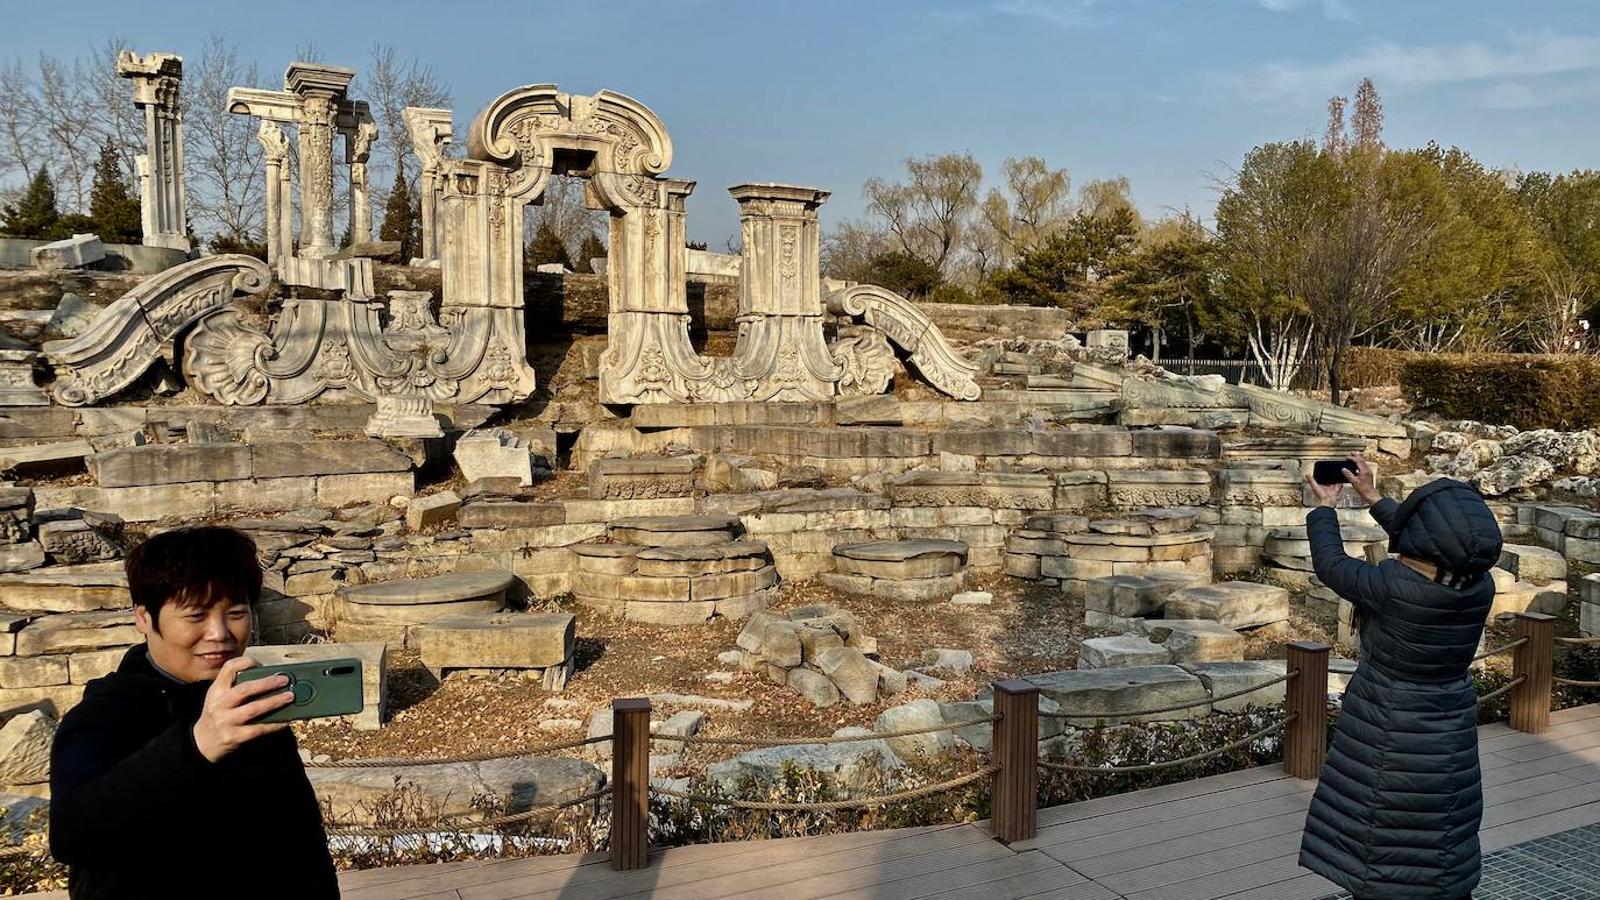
[235,659,365,724]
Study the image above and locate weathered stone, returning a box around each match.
[335,571,511,642]
[1145,619,1246,663]
[609,515,742,547]
[307,756,603,823]
[624,599,718,625]
[67,647,126,684]
[37,516,122,565]
[405,491,461,531]
[420,611,574,671]
[0,543,45,574]
[0,440,93,479]
[571,543,640,576]
[1180,661,1288,712]
[920,648,974,673]
[1078,634,1171,669]
[1163,582,1290,629]
[317,472,413,507]
[458,501,565,529]
[1106,469,1212,508]
[89,444,249,487]
[1085,574,1180,618]
[0,655,68,688]
[245,642,387,731]
[588,456,698,500]
[817,646,880,705]
[889,471,1054,510]
[15,610,138,655]
[1498,544,1566,585]
[31,233,104,270]
[832,540,968,579]
[0,710,54,784]
[454,428,537,485]
[1025,665,1210,724]
[874,699,956,759]
[788,667,840,707]
[706,730,899,790]
[950,591,993,606]
[634,541,770,577]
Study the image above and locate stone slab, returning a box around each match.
[419,611,574,671]
[1162,581,1290,629]
[1024,665,1210,724]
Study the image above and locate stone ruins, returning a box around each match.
[0,51,1593,816]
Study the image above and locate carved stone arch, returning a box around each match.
[466,85,672,198]
[826,283,983,401]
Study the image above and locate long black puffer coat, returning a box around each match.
[1298,478,1503,900]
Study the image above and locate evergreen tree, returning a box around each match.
[89,140,142,244]
[528,223,573,270]
[0,170,60,239]
[574,231,605,273]
[379,167,419,260]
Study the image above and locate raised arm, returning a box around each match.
[1303,452,1390,614]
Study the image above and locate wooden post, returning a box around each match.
[611,697,651,870]
[1511,612,1555,735]
[1284,642,1330,780]
[991,679,1039,843]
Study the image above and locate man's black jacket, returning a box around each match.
[48,645,339,899]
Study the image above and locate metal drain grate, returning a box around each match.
[1323,823,1600,899]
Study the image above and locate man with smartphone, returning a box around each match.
[48,526,339,899]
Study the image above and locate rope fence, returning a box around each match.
[663,714,999,749]
[1473,637,1528,662]
[1037,717,1293,775]
[1478,676,1526,705]
[1556,635,1600,646]
[1553,676,1600,688]
[324,788,613,839]
[650,766,999,812]
[1039,671,1297,720]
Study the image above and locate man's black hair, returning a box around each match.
[125,526,262,633]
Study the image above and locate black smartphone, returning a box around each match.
[1312,459,1358,486]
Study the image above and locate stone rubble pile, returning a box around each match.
[734,604,902,707]
[1420,422,1600,497]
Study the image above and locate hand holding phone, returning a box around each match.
[193,657,296,763]
[235,658,364,725]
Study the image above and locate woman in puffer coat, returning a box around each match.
[1299,453,1503,900]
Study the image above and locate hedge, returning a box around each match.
[1400,354,1600,430]
[1341,347,1433,390]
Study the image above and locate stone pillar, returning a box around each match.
[404,107,453,263]
[341,105,377,246]
[257,122,291,265]
[727,183,838,402]
[285,63,354,260]
[116,51,189,252]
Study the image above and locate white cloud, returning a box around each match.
[991,0,1104,29]
[1210,31,1600,105]
[1257,0,1355,21]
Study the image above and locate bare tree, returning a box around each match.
[36,54,99,211]
[525,174,606,261]
[971,156,1072,275]
[359,43,450,212]
[863,152,982,274]
[0,61,45,193]
[185,35,265,241]
[85,37,141,183]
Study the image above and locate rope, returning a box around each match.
[1477,676,1526,705]
[667,714,999,748]
[306,734,613,768]
[1553,676,1600,688]
[1039,671,1298,720]
[1473,637,1529,662]
[0,844,44,860]
[649,765,998,812]
[324,787,611,838]
[1037,717,1292,775]
[1556,636,1600,645]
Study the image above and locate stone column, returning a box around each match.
[404,107,453,263]
[727,183,837,402]
[116,51,189,252]
[285,63,354,260]
[257,122,291,265]
[345,115,378,246]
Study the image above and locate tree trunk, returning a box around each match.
[1328,336,1346,406]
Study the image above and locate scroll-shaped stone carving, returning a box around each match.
[181,291,533,407]
[830,326,896,397]
[43,255,271,406]
[825,283,981,401]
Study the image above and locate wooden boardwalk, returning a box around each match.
[33,704,1600,899]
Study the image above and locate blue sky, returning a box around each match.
[8,0,1600,246]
